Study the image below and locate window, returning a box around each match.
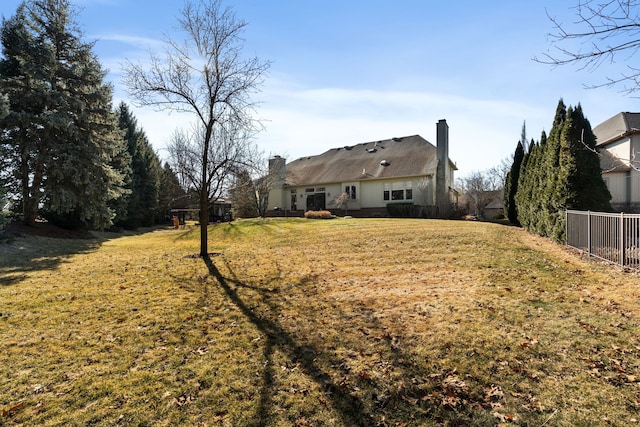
[345,185,356,199]
[384,181,413,201]
[392,182,404,200]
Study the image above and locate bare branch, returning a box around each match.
[535,0,640,94]
[123,0,269,256]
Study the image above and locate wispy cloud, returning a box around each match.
[250,78,548,174]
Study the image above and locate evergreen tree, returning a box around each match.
[0,0,127,229]
[230,169,259,218]
[0,5,50,225]
[115,103,161,228]
[504,122,527,225]
[547,104,611,240]
[158,162,187,221]
[504,141,524,225]
[514,99,612,242]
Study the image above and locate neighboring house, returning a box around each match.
[266,119,457,218]
[457,189,503,220]
[483,190,504,219]
[593,112,640,212]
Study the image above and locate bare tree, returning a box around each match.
[457,170,502,219]
[229,150,276,218]
[124,0,269,257]
[334,192,350,215]
[536,1,640,94]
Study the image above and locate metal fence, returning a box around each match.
[566,210,640,270]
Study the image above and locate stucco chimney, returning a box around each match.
[269,155,286,184]
[436,119,452,218]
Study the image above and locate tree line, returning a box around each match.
[0,0,188,231]
[504,99,611,242]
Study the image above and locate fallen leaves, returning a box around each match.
[1,401,25,418]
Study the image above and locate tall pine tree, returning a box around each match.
[0,0,127,229]
[115,103,161,228]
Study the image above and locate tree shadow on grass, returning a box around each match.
[202,255,486,426]
[0,225,167,287]
[0,235,101,287]
[203,255,370,426]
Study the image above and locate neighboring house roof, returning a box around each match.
[593,112,640,173]
[484,189,504,210]
[285,135,456,186]
[593,112,640,146]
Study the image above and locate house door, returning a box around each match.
[306,193,326,211]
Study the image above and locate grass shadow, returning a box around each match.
[0,225,168,287]
[0,235,101,287]
[203,255,371,426]
[202,255,483,425]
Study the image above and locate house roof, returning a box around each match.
[593,112,640,146]
[284,135,456,186]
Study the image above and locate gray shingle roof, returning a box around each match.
[284,135,455,186]
[593,112,640,146]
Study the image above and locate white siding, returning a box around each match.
[604,172,627,204]
[324,184,342,208]
[360,181,384,208]
[267,187,286,210]
[360,177,433,208]
[632,170,640,203]
[606,138,632,167]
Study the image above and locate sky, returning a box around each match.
[1,0,639,177]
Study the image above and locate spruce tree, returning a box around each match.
[115,103,161,228]
[0,5,50,225]
[0,0,127,229]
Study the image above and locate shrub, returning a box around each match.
[304,210,333,219]
[386,203,420,218]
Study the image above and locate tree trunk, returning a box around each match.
[200,195,209,258]
[199,140,209,258]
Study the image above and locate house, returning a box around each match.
[593,112,640,212]
[458,189,504,220]
[266,119,457,218]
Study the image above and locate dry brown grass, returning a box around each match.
[1,218,640,426]
[303,210,334,219]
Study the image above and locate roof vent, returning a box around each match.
[380,160,390,166]
[367,148,377,153]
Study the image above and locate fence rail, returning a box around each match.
[566,210,640,270]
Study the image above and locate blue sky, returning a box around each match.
[1,0,638,177]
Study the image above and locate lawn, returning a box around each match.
[1,218,640,426]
